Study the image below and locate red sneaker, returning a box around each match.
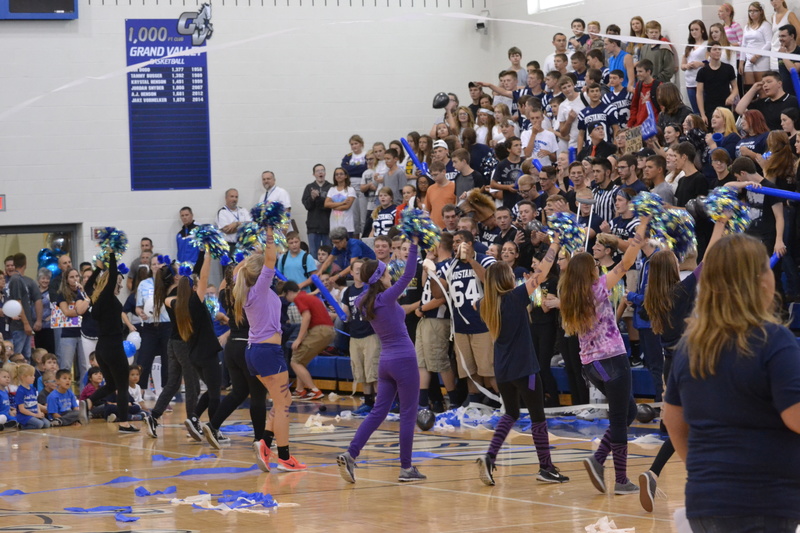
[276,455,307,472]
[302,389,324,401]
[253,439,271,472]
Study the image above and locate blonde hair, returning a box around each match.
[232,253,265,325]
[372,187,395,221]
[91,271,109,304]
[479,262,516,340]
[558,252,599,336]
[1,362,18,386]
[713,107,738,136]
[684,234,778,378]
[17,363,35,379]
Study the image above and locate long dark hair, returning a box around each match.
[174,277,194,342]
[221,264,236,316]
[358,260,387,321]
[153,264,174,322]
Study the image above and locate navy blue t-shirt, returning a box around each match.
[665,323,800,520]
[341,284,374,339]
[445,253,496,334]
[372,205,397,236]
[494,284,539,383]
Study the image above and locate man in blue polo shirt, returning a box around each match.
[317,226,376,279]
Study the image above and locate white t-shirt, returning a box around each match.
[542,51,575,75]
[476,125,489,145]
[556,96,586,149]
[520,129,558,166]
[327,186,358,232]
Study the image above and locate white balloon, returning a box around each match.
[2,300,22,319]
[127,331,142,350]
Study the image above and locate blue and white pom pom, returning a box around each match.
[190,225,230,260]
[388,259,406,282]
[661,208,696,262]
[118,263,130,275]
[399,208,440,252]
[251,201,289,229]
[631,191,666,218]
[96,227,129,255]
[547,212,586,255]
[237,222,266,253]
[703,186,751,233]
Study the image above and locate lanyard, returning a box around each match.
[225,206,240,222]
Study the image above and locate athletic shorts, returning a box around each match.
[292,325,335,365]
[453,332,494,378]
[415,318,452,373]
[349,334,380,383]
[246,342,287,377]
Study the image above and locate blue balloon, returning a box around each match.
[37,248,60,277]
[123,341,136,358]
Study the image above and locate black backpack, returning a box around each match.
[279,251,311,279]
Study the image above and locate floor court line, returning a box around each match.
[18,422,673,524]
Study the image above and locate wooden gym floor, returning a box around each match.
[0,396,685,532]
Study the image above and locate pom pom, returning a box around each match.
[251,201,289,229]
[96,227,129,255]
[399,208,441,252]
[631,191,666,219]
[234,251,245,263]
[702,187,751,233]
[660,208,696,262]
[388,259,406,282]
[157,254,172,266]
[219,255,231,267]
[547,212,586,255]
[272,229,288,254]
[236,222,267,254]
[190,225,230,260]
[118,263,130,275]
[204,295,220,318]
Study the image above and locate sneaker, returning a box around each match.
[476,454,495,486]
[398,466,426,482]
[142,412,158,439]
[537,466,570,483]
[276,455,307,472]
[218,433,231,445]
[78,399,91,426]
[352,404,372,416]
[291,388,308,399]
[431,400,445,414]
[253,440,271,473]
[202,422,224,449]
[107,413,117,424]
[390,400,400,414]
[583,456,606,494]
[629,356,644,368]
[302,389,324,401]
[50,418,63,427]
[3,420,19,430]
[118,424,140,434]
[576,408,608,421]
[615,480,639,495]
[639,471,658,512]
[184,417,203,442]
[337,452,356,483]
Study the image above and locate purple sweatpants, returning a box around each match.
[347,356,420,469]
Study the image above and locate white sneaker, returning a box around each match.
[576,408,608,421]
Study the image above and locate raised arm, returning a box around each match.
[99,252,118,301]
[195,249,211,299]
[383,242,419,301]
[264,227,278,269]
[530,242,560,291]
[606,216,649,289]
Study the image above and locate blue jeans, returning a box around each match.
[582,354,637,443]
[11,330,31,361]
[22,416,51,429]
[308,233,330,258]
[689,516,800,532]
[687,87,699,113]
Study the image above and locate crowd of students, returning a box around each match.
[3,5,800,527]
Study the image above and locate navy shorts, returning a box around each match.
[245,342,287,378]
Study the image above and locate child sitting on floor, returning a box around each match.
[0,367,19,430]
[47,369,81,426]
[37,370,57,405]
[15,364,50,429]
[37,353,58,393]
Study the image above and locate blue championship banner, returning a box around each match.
[125,9,212,191]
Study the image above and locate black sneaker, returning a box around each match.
[537,466,570,483]
[4,420,18,430]
[142,412,158,439]
[118,424,140,434]
[431,400,445,414]
[629,356,644,368]
[202,422,222,449]
[476,454,496,486]
[185,417,203,442]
